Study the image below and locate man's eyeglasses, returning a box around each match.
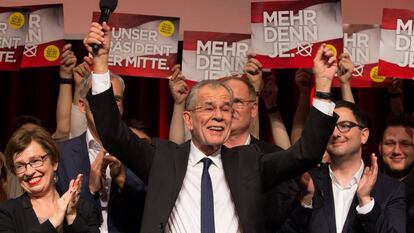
[232,98,256,109]
[335,121,364,133]
[14,154,48,174]
[188,103,233,116]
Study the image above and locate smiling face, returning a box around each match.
[183,84,233,155]
[380,125,414,177]
[327,107,369,160]
[13,140,57,197]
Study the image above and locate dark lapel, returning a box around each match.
[341,195,358,233]
[221,146,241,212]
[172,141,191,205]
[21,193,42,228]
[73,133,91,176]
[313,167,337,233]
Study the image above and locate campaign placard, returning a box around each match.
[251,0,343,69]
[379,8,414,79]
[333,24,391,88]
[93,12,179,78]
[0,8,29,71]
[182,31,250,82]
[20,4,65,68]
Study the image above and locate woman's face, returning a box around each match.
[13,141,57,197]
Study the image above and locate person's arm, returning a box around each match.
[65,175,101,233]
[291,69,313,144]
[355,156,406,233]
[244,55,264,138]
[260,44,338,189]
[53,43,77,141]
[69,57,92,138]
[168,64,188,144]
[387,78,404,114]
[338,53,355,103]
[273,172,314,233]
[261,74,291,149]
[84,22,156,183]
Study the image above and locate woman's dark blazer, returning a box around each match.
[0,193,100,233]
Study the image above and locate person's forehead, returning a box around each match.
[334,107,357,121]
[223,79,249,97]
[14,141,45,161]
[197,85,231,103]
[384,126,414,140]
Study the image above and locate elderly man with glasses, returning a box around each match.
[84,21,339,233]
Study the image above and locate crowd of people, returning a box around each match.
[0,21,413,233]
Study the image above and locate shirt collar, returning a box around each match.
[189,141,222,169]
[244,134,251,145]
[329,159,365,189]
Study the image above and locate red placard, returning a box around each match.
[182,31,250,82]
[250,0,343,69]
[93,12,180,79]
[0,8,29,70]
[379,8,414,79]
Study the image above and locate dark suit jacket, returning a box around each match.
[88,87,337,233]
[56,133,146,233]
[304,165,406,233]
[408,204,414,233]
[0,193,100,233]
[250,137,300,233]
[403,172,414,209]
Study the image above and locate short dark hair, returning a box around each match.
[13,115,42,131]
[384,114,414,132]
[335,100,368,128]
[4,127,59,174]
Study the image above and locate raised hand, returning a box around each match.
[297,172,315,206]
[103,154,126,189]
[261,74,278,109]
[295,68,313,93]
[337,53,354,85]
[59,44,77,79]
[83,22,111,57]
[357,153,378,207]
[89,150,106,194]
[83,22,111,74]
[169,64,188,104]
[313,44,337,93]
[73,56,93,87]
[66,174,83,224]
[49,178,78,228]
[244,55,264,93]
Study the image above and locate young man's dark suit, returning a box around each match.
[88,87,337,233]
[56,133,146,233]
[0,193,100,233]
[302,165,406,233]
